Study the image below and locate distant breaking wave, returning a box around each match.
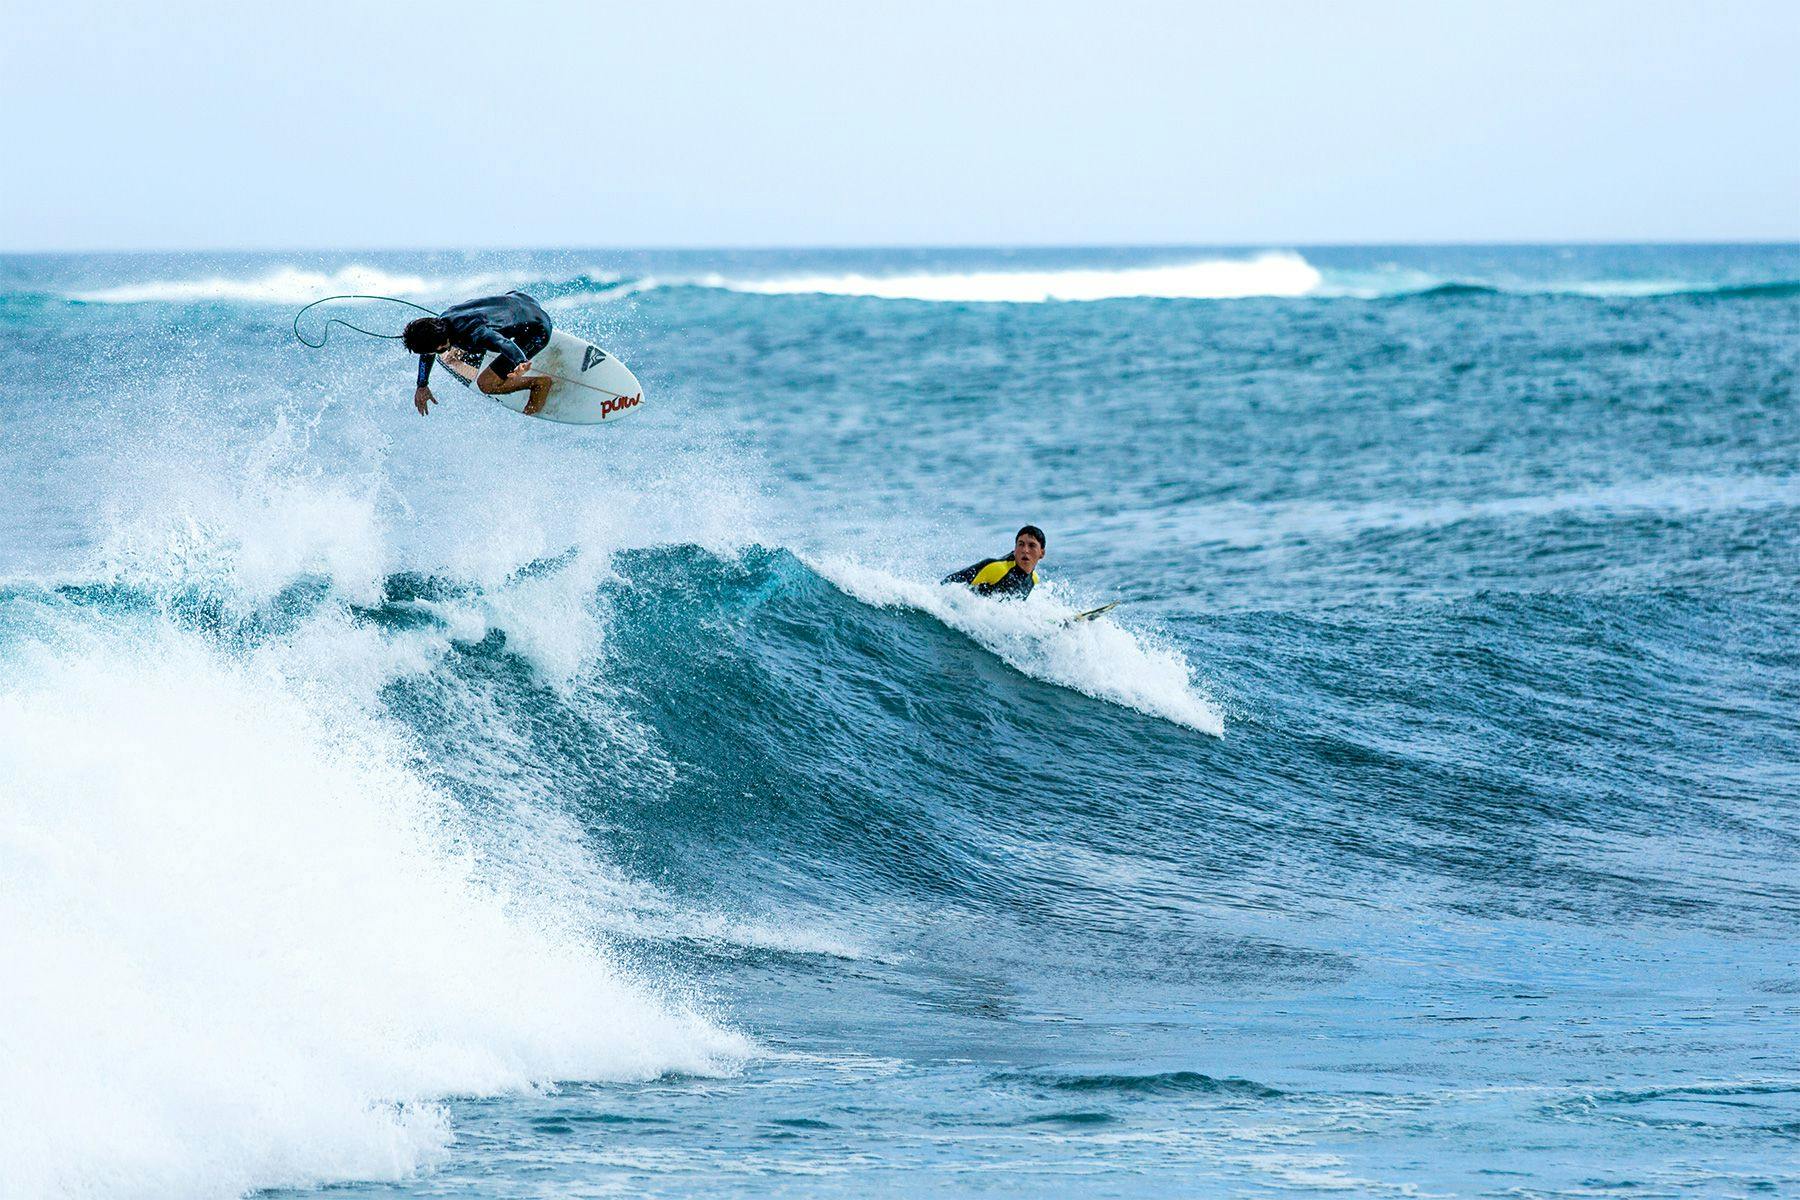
[696,252,1325,302]
[68,254,1323,306]
[56,256,1800,307]
[69,265,518,306]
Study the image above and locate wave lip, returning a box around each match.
[698,251,1322,303]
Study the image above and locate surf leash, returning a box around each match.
[292,294,440,349]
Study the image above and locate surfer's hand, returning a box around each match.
[414,386,436,416]
[507,360,532,380]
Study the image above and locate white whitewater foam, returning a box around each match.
[71,264,511,306]
[814,557,1224,736]
[0,617,749,1200]
[698,251,1321,303]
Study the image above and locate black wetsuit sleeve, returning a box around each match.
[471,327,528,379]
[942,558,999,585]
[417,354,434,387]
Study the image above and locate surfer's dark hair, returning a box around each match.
[1017,525,1046,549]
[402,317,449,354]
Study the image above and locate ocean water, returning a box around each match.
[1,245,1796,1199]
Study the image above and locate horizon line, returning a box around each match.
[5,237,1799,259]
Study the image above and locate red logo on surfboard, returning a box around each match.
[601,392,642,418]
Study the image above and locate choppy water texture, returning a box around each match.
[1,245,1797,1199]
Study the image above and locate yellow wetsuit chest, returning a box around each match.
[970,560,1038,589]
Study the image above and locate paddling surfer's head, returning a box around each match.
[402,317,451,355]
[1013,525,1046,573]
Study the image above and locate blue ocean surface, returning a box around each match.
[1,245,1796,1198]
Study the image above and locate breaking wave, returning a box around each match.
[692,252,1324,302]
[53,255,1800,309]
[0,588,751,1200]
[813,556,1224,735]
[0,435,1221,1197]
[69,265,517,306]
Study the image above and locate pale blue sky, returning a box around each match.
[4,0,1796,250]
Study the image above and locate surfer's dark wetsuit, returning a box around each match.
[416,292,552,388]
[943,556,1038,599]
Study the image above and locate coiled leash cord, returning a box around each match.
[292,294,440,348]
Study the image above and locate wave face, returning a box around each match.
[3,243,1799,1198]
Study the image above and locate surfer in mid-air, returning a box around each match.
[402,291,554,417]
[944,525,1046,599]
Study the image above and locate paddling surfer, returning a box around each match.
[943,526,1046,600]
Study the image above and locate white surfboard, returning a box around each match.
[435,328,645,425]
[1061,602,1119,627]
